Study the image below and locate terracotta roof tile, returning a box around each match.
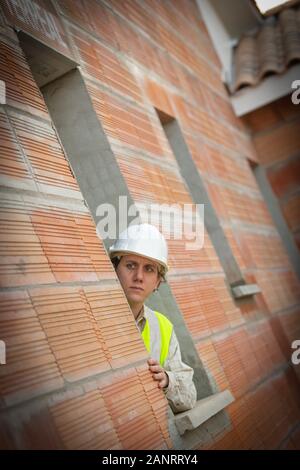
[232,5,300,92]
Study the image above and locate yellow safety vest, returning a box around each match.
[141,310,173,366]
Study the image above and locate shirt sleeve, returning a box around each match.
[163,329,197,413]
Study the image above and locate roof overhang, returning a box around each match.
[230,63,300,116]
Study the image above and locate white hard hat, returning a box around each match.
[109,223,168,272]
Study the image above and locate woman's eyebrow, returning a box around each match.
[145,263,157,269]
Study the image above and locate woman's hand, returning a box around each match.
[147,358,169,389]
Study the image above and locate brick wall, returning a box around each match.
[0,0,300,449]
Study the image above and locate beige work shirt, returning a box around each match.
[136,305,197,414]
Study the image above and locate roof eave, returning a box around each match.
[230,63,300,116]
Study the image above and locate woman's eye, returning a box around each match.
[126,263,155,272]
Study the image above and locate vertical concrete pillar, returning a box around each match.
[253,165,300,280]
[164,119,244,286]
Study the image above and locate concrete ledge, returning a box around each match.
[231,283,261,299]
[174,390,234,435]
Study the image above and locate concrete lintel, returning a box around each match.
[174,390,234,435]
[231,283,261,299]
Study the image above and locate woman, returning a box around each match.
[109,223,196,413]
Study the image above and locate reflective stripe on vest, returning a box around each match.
[141,309,173,366]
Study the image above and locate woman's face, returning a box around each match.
[116,254,161,307]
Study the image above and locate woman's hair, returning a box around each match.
[111,255,166,282]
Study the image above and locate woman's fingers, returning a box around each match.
[147,358,168,388]
[152,371,164,380]
[149,364,161,373]
[147,358,158,366]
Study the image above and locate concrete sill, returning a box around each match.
[231,283,261,299]
[174,390,234,435]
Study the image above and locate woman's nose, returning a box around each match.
[134,266,144,281]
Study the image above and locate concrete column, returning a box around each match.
[253,165,300,280]
[164,119,244,286]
